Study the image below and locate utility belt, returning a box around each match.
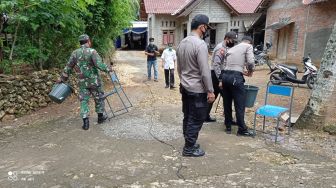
[221,70,244,86]
[179,84,207,97]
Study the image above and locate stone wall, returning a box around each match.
[0,70,70,121]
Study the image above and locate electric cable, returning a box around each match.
[144,81,186,180]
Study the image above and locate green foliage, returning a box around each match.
[0,0,138,72]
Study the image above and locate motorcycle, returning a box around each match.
[254,42,271,66]
[267,54,318,89]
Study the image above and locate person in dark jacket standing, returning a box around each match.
[205,31,238,122]
[177,14,215,157]
[145,37,160,81]
[221,36,255,136]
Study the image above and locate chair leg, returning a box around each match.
[262,116,266,131]
[106,98,115,119]
[288,114,291,135]
[275,118,280,143]
[253,113,257,137]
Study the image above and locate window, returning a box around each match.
[163,30,175,45]
[237,21,239,27]
[234,21,236,27]
[162,21,164,27]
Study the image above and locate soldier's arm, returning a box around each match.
[213,47,225,80]
[91,50,112,73]
[60,52,76,82]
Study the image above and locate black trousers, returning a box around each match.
[207,70,223,118]
[164,69,175,87]
[221,71,247,131]
[181,86,208,147]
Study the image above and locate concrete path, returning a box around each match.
[0,51,335,188]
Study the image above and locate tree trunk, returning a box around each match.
[9,22,20,60]
[296,22,336,129]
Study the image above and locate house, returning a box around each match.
[264,0,336,64]
[117,21,148,50]
[144,0,264,49]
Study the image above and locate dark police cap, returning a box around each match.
[192,14,213,29]
[242,36,253,43]
[149,37,154,42]
[79,34,90,42]
[225,31,238,40]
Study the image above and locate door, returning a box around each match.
[276,26,289,60]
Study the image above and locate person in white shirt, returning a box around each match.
[161,43,177,89]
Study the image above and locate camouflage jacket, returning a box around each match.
[61,44,111,88]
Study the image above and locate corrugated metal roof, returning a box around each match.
[225,0,263,14]
[144,0,192,14]
[144,0,263,15]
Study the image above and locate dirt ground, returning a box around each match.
[0,51,335,188]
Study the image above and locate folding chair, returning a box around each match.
[253,81,294,142]
[101,71,132,119]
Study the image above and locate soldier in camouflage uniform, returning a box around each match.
[58,34,112,130]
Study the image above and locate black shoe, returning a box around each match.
[194,143,200,149]
[170,85,176,89]
[205,116,216,122]
[165,85,169,88]
[82,118,89,130]
[237,129,255,137]
[154,79,158,82]
[98,113,108,124]
[182,147,205,157]
[225,125,232,134]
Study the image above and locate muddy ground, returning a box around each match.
[0,51,335,188]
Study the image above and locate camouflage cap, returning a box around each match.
[79,34,90,42]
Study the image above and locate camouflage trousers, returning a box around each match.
[79,87,105,119]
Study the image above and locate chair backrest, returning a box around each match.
[268,85,293,97]
[110,71,119,83]
[265,82,294,110]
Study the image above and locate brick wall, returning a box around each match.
[265,0,336,65]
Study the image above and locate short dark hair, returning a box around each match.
[80,40,88,45]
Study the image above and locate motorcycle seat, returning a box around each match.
[279,64,298,72]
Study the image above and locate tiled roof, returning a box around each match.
[144,0,263,14]
[302,0,328,4]
[144,0,192,14]
[225,0,263,14]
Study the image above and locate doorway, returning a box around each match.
[276,26,290,60]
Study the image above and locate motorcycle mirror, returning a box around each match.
[266,42,272,49]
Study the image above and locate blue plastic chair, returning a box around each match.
[101,71,132,119]
[253,81,294,142]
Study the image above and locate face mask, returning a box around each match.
[201,25,208,40]
[149,41,154,45]
[226,41,235,48]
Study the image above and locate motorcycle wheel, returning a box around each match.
[270,71,282,85]
[307,75,316,89]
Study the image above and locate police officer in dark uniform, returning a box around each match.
[177,14,215,157]
[221,36,255,136]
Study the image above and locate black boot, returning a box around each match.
[182,146,205,157]
[82,118,89,130]
[97,113,108,124]
[237,129,254,137]
[225,125,232,134]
